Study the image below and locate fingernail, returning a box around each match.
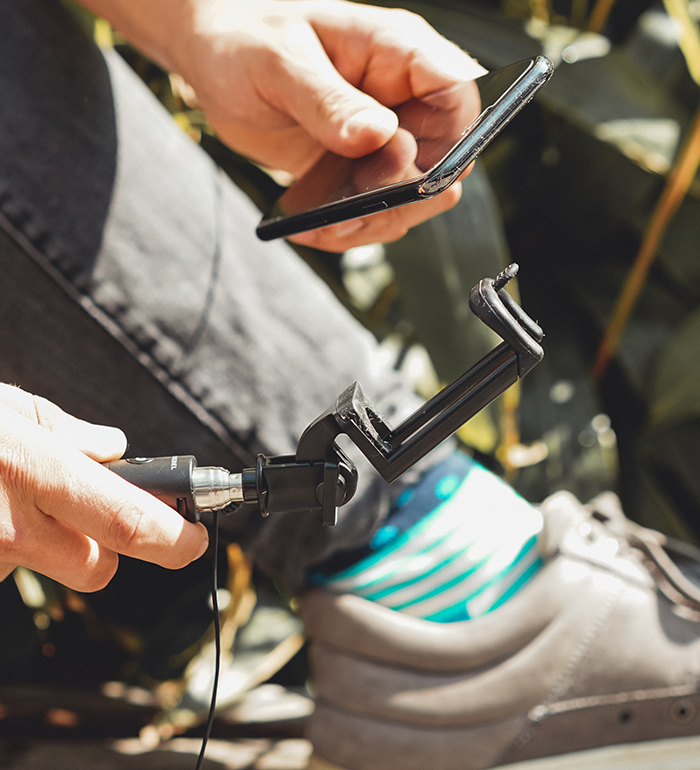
[342,108,398,141]
[420,83,463,103]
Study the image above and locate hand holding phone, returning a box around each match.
[257,57,553,245]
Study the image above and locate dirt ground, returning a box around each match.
[0,683,313,770]
[0,738,312,770]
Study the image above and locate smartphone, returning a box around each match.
[256,56,553,241]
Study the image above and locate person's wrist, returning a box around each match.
[167,0,249,97]
[76,0,197,75]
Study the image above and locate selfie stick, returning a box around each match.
[106,264,543,525]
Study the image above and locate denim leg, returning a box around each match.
[0,0,442,592]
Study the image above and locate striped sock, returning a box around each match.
[311,452,543,622]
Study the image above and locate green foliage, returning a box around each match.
[651,309,700,432]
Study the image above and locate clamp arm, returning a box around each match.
[107,264,543,525]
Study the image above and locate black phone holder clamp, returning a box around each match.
[107,264,543,526]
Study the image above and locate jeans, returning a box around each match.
[0,0,448,593]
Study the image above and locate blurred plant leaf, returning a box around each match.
[594,103,700,379]
[663,0,700,86]
[650,308,700,430]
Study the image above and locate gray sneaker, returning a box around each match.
[301,491,700,770]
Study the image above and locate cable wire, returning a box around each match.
[194,510,221,770]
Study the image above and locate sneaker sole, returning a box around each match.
[308,735,700,770]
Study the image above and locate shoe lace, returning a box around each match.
[589,495,700,620]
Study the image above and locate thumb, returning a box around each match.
[270,28,398,158]
[316,90,399,159]
[0,384,127,462]
[335,102,400,159]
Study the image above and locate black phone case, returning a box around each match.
[256,56,553,241]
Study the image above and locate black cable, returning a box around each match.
[194,510,221,770]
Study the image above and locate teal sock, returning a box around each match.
[311,452,543,622]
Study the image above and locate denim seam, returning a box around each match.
[0,184,251,460]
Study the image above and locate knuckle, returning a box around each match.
[31,395,60,430]
[101,499,143,554]
[393,8,425,26]
[314,86,354,123]
[72,557,118,593]
[0,385,62,429]
[257,37,294,82]
[383,8,430,38]
[0,445,36,558]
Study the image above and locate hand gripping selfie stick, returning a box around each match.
[106,264,543,525]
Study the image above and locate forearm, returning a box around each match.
[74,0,198,74]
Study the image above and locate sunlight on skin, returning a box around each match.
[77,0,486,252]
[0,385,208,591]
